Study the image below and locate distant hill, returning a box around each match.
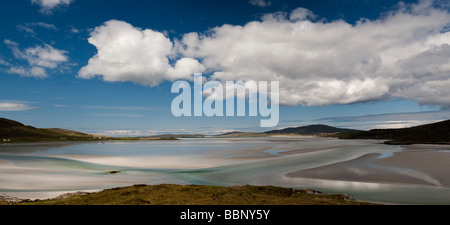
[0,118,182,143]
[264,124,361,136]
[0,118,97,143]
[5,117,449,145]
[340,119,450,144]
[215,131,267,138]
[144,134,206,138]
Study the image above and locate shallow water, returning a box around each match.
[1,137,450,204]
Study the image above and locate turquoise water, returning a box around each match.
[1,137,450,204]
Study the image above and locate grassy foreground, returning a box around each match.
[2,184,376,205]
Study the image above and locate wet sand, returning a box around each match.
[220,138,366,160]
[217,146,277,160]
[2,138,448,203]
[47,154,225,169]
[286,144,450,187]
[279,145,357,156]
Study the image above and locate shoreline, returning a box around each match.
[0,137,181,145]
[4,135,450,146]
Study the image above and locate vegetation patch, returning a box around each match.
[4,184,378,205]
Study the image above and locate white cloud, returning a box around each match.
[31,22,57,30]
[31,0,73,14]
[7,66,47,78]
[177,0,450,107]
[3,39,18,47]
[16,25,35,34]
[289,8,316,21]
[4,39,68,78]
[78,20,204,86]
[316,109,450,130]
[96,129,166,137]
[372,120,433,129]
[0,102,36,111]
[0,59,11,67]
[18,22,58,33]
[167,57,206,81]
[70,26,80,34]
[97,130,147,137]
[249,0,271,8]
[23,45,68,69]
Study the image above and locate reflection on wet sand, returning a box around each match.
[286,145,450,188]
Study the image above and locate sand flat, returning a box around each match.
[2,139,448,203]
[286,145,450,187]
[280,145,357,156]
[375,148,450,187]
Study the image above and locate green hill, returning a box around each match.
[0,118,97,143]
[340,119,450,144]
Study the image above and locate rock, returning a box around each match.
[54,191,90,200]
[341,193,356,202]
[299,188,356,201]
[0,194,31,204]
[300,188,323,195]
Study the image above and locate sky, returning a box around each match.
[1,0,450,136]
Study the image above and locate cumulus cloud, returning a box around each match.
[176,0,450,108]
[289,8,316,21]
[3,39,68,78]
[31,0,73,14]
[78,1,450,109]
[78,20,204,86]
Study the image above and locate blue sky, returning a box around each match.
[1,0,450,136]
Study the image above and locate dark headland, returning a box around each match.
[335,119,450,145]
